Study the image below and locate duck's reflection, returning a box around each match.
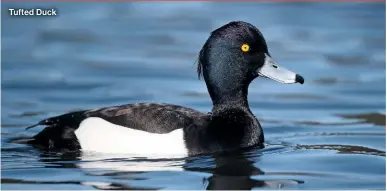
[36,151,162,190]
[34,147,302,190]
[195,152,265,190]
[183,149,266,190]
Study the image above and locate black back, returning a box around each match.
[87,103,208,133]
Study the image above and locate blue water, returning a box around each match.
[1,2,386,190]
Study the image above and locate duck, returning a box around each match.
[24,21,304,157]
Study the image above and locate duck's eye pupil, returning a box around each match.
[272,65,278,69]
[241,44,250,52]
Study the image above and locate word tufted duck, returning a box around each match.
[24,21,304,157]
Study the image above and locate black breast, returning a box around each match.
[183,108,263,156]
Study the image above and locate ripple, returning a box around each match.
[8,111,47,119]
[325,54,370,66]
[296,144,385,157]
[1,178,157,190]
[313,77,358,85]
[338,113,386,126]
[37,29,98,44]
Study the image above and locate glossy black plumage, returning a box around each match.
[24,21,304,156]
[26,103,209,151]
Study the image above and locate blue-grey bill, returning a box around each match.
[258,53,303,84]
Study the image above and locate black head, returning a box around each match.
[197,21,304,107]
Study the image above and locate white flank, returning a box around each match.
[74,117,188,157]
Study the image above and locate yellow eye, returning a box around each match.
[241,44,250,52]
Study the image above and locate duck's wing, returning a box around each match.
[27,103,208,134]
[86,103,208,133]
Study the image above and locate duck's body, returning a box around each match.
[27,103,262,156]
[25,21,303,156]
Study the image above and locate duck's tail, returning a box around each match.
[20,110,88,150]
[25,110,88,130]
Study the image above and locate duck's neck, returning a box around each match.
[208,85,263,147]
[208,84,250,113]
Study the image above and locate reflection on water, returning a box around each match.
[1,2,386,190]
[188,150,305,190]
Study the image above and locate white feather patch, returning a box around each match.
[74,117,188,157]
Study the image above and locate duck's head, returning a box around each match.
[197,21,304,107]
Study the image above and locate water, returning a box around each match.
[1,2,385,190]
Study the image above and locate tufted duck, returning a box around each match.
[25,21,304,157]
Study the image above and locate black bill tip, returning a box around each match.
[296,74,304,84]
